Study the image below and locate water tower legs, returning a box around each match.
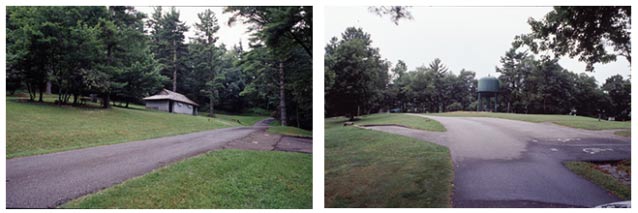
[477,93,499,112]
[494,95,498,112]
[477,93,481,112]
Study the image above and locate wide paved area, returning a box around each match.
[365,114,630,207]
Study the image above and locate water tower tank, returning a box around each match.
[478,76,499,93]
[477,76,499,112]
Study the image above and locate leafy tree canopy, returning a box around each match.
[515,6,631,71]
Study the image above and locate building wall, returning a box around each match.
[172,101,195,115]
[145,100,170,112]
[145,100,196,115]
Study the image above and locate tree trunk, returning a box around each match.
[57,87,63,105]
[65,93,70,104]
[46,81,52,94]
[507,101,511,113]
[543,96,546,114]
[102,94,110,109]
[296,105,300,128]
[209,96,214,117]
[38,86,43,102]
[26,82,34,101]
[30,84,35,100]
[104,41,114,108]
[172,40,177,92]
[279,62,287,126]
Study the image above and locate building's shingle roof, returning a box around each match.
[143,89,199,106]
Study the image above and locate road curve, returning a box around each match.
[6,126,265,208]
[364,114,630,207]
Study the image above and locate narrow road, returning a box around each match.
[364,114,630,208]
[7,118,310,208]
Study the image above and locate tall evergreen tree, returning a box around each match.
[226,6,312,127]
[107,6,165,107]
[190,9,222,117]
[148,6,189,92]
[496,47,535,113]
[325,27,388,120]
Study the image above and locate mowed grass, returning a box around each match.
[6,98,248,158]
[268,126,312,138]
[214,114,269,126]
[434,111,630,130]
[267,120,312,138]
[614,130,631,137]
[62,149,312,209]
[324,117,453,208]
[564,161,631,200]
[353,113,446,132]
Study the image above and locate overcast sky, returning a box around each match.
[325,6,631,85]
[136,6,250,49]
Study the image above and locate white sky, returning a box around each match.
[325,6,631,85]
[136,6,251,49]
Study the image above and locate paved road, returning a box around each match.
[253,117,275,126]
[364,114,630,208]
[6,118,297,208]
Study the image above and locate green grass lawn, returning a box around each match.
[433,111,630,130]
[324,117,453,208]
[113,103,146,110]
[614,130,631,137]
[214,114,269,126]
[62,149,312,209]
[564,160,631,200]
[268,126,313,138]
[6,97,256,158]
[267,120,312,138]
[351,113,446,132]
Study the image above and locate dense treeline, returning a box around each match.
[326,6,630,121]
[7,6,312,129]
[496,48,631,120]
[325,27,476,119]
[7,6,164,107]
[325,27,630,121]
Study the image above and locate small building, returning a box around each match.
[143,89,199,115]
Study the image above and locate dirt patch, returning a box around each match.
[275,136,312,153]
[593,160,631,186]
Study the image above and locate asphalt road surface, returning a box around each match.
[364,114,630,208]
[6,118,311,208]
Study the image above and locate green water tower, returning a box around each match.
[477,76,499,112]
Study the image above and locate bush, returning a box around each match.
[446,102,463,112]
